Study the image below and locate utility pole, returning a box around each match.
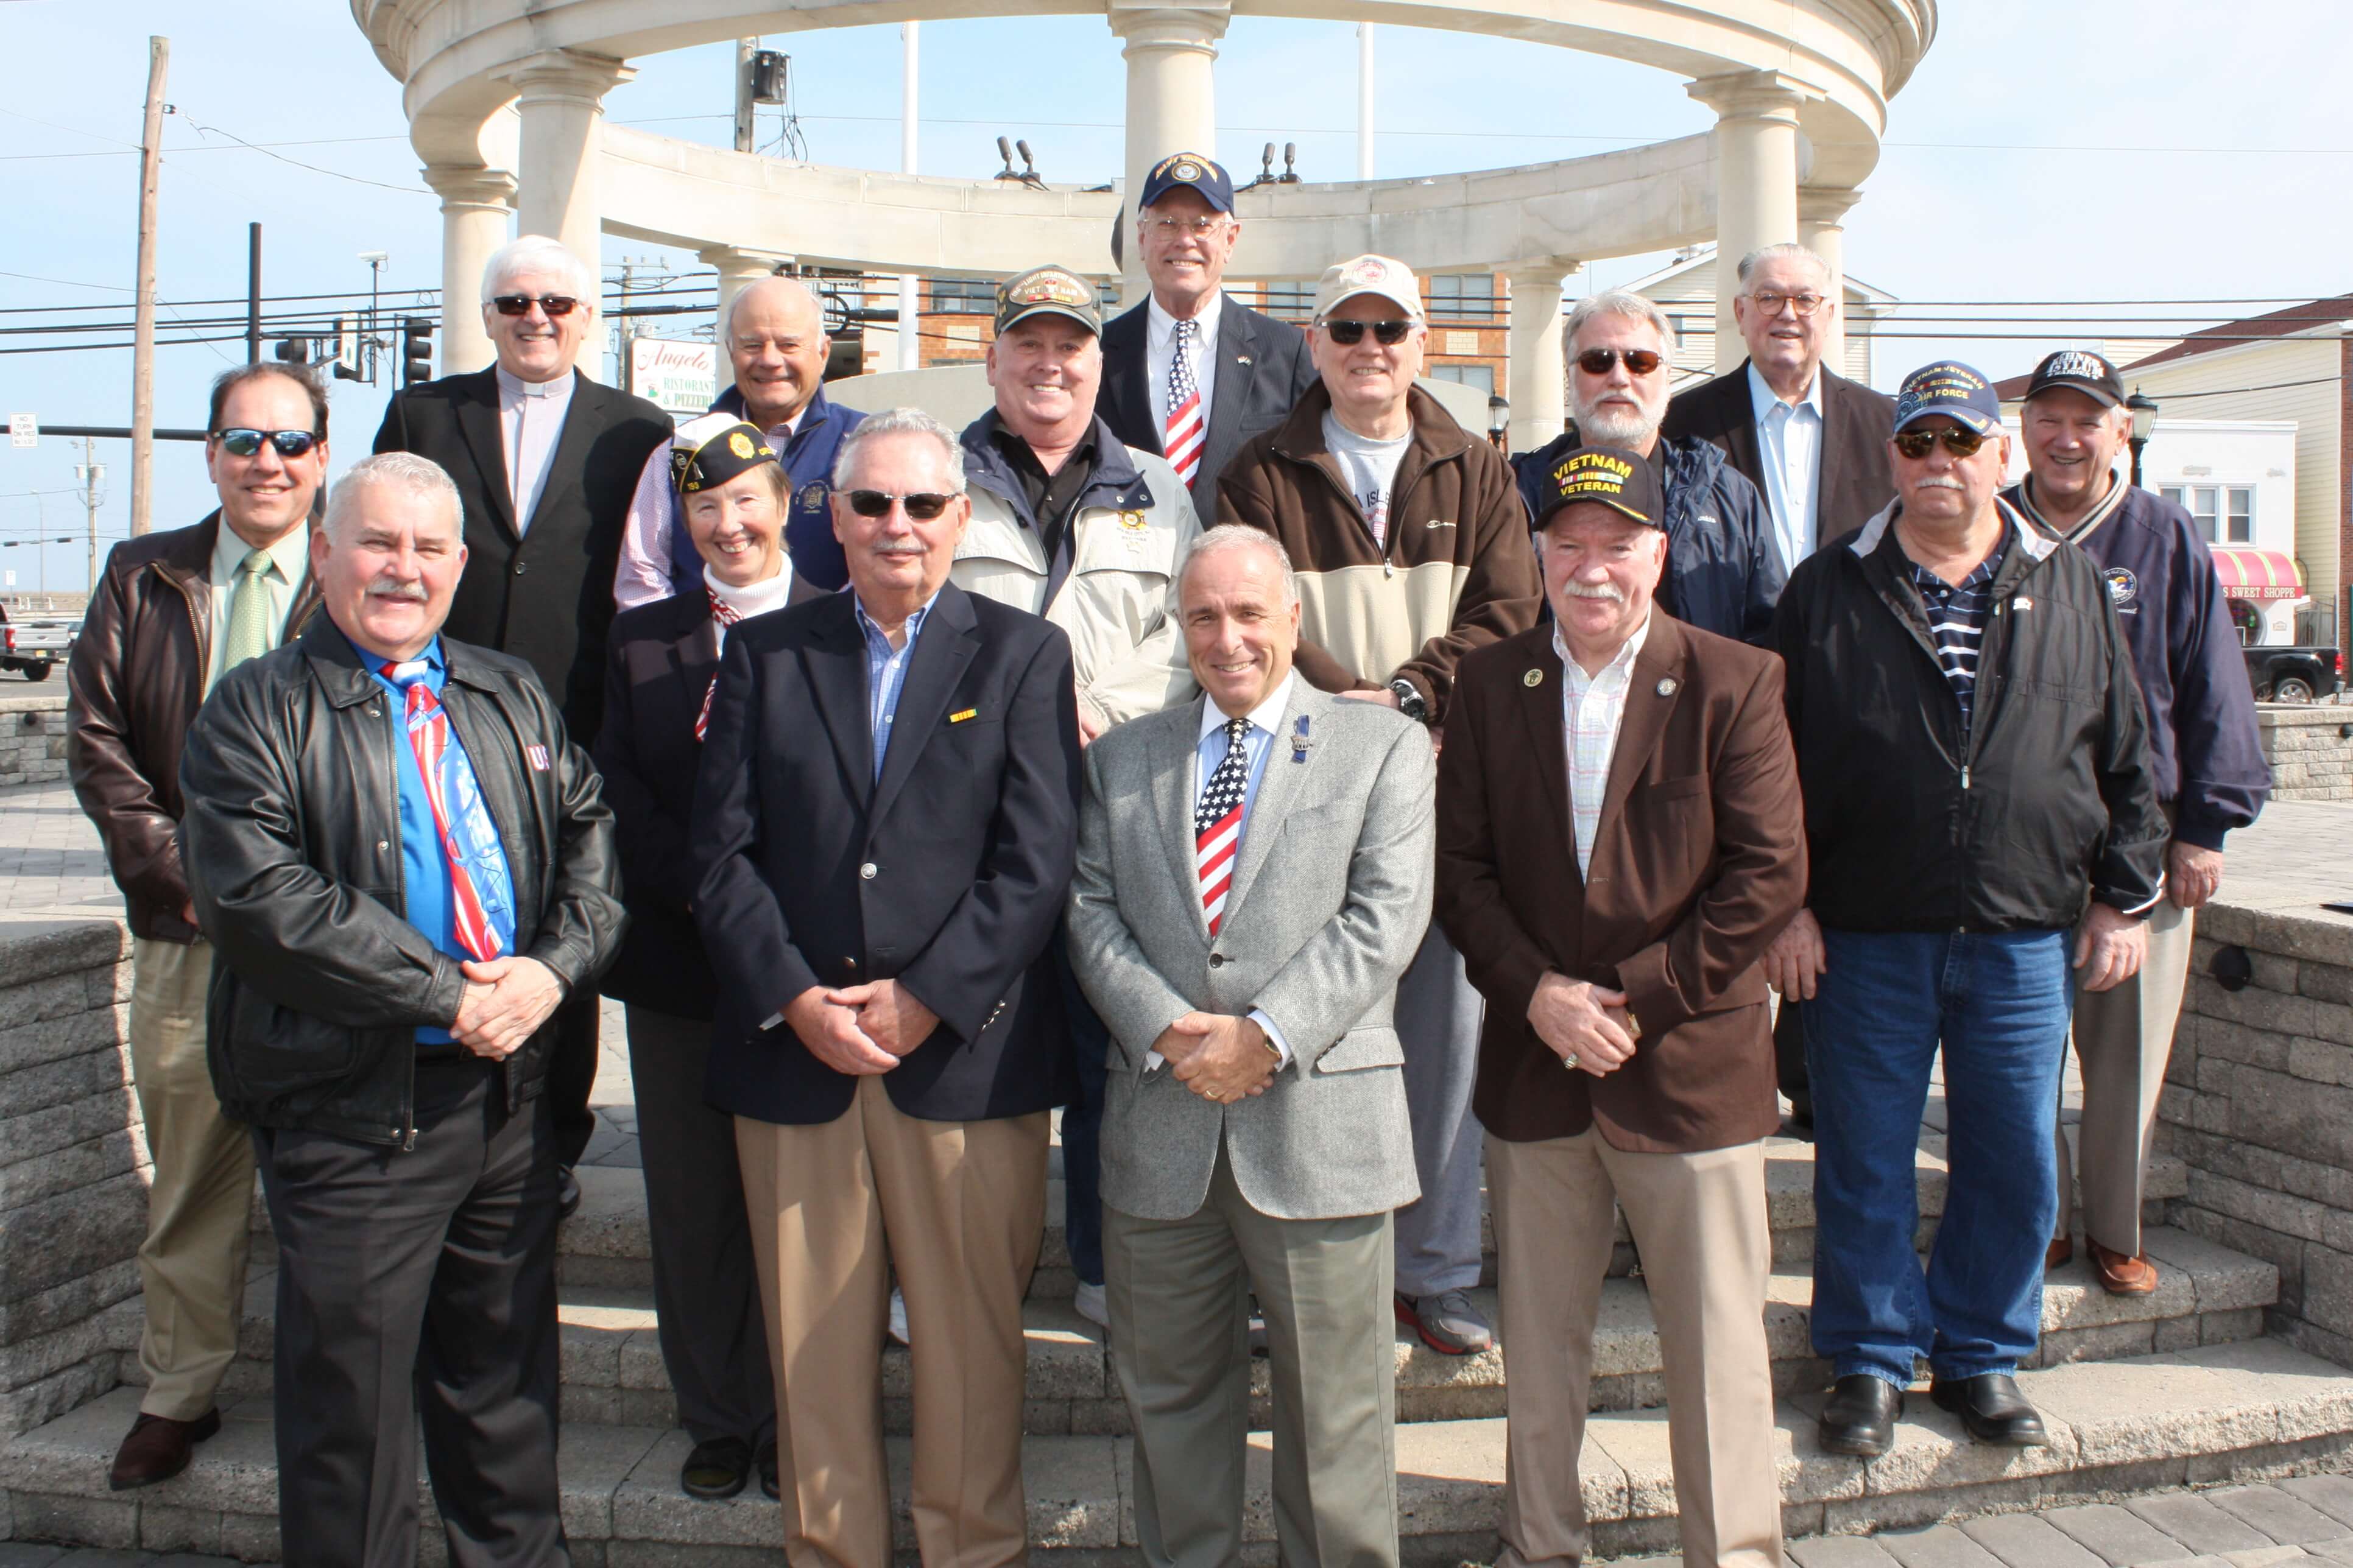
[1356,24,1375,180]
[245,222,261,362]
[77,437,105,590]
[130,35,168,536]
[899,23,920,371]
[733,38,758,153]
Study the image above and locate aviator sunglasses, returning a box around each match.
[1891,425,1988,460]
[213,428,319,459]
[490,294,581,317]
[844,490,956,521]
[1320,318,1413,346]
[1574,347,1664,376]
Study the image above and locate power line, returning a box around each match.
[169,110,429,196]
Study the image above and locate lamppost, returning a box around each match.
[2126,388,2159,489]
[1487,392,1510,452]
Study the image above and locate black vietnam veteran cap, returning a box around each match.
[1138,151,1236,214]
[1534,446,1665,529]
[2023,348,2126,409]
[995,265,1102,336]
[669,413,777,494]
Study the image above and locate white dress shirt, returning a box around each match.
[615,400,810,610]
[203,520,312,694]
[704,558,798,659]
[1146,290,1225,433]
[496,365,578,536]
[1748,360,1822,575]
[1145,670,1297,1071]
[1557,614,1652,877]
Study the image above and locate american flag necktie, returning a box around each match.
[383,665,515,963]
[695,590,745,743]
[1163,318,1205,487]
[1195,715,1252,935]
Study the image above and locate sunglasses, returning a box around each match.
[1320,319,1413,346]
[213,427,318,459]
[490,294,580,318]
[843,490,956,520]
[1574,348,1665,376]
[1892,425,1988,460]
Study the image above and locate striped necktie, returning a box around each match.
[382,665,515,963]
[1163,318,1205,487]
[695,591,745,743]
[1194,715,1252,935]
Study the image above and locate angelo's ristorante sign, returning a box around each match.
[626,337,721,422]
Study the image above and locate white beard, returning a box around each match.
[1572,401,1657,449]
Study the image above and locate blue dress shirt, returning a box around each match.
[854,592,937,784]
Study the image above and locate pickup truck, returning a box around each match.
[0,605,74,682]
[2243,644,2344,704]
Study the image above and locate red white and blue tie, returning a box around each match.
[1195,715,1252,935]
[1163,318,1205,488]
[694,590,745,743]
[384,664,515,963]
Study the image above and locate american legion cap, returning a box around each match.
[1533,446,1666,529]
[669,413,777,495]
[1312,255,1424,324]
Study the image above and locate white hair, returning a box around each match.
[1562,290,1673,366]
[1179,524,1299,608]
[1735,242,1833,292]
[323,452,464,542]
[723,275,828,345]
[831,407,967,493]
[480,235,598,309]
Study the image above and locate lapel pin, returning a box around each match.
[1656,678,1678,697]
[1292,714,1312,762]
[1523,669,1545,688]
[1236,354,1253,365]
[949,708,978,723]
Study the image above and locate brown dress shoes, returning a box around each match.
[108,1407,222,1491]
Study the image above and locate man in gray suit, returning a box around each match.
[1069,523,1434,1568]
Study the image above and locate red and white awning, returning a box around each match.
[2212,548,2306,602]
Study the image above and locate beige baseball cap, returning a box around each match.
[1312,254,1423,323]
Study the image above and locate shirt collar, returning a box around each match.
[1148,290,1225,352]
[1747,360,1822,425]
[704,557,797,621]
[1551,611,1653,681]
[852,589,940,648]
[496,365,573,402]
[211,519,309,588]
[346,624,445,683]
[1198,670,1297,745]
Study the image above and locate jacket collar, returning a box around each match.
[1269,380,1475,470]
[303,615,506,707]
[1850,496,2056,566]
[711,381,847,454]
[958,409,1154,521]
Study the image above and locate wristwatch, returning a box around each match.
[1388,677,1430,723]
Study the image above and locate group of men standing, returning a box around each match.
[60,142,2273,1568]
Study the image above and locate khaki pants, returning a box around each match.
[2056,896,2195,1255]
[127,936,256,1421]
[1487,1130,1782,1568]
[737,1076,1048,1568]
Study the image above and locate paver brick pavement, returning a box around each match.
[1963,1513,2114,1568]
[2047,1503,2211,1567]
[2210,1488,2353,1547]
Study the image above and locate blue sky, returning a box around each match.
[5,0,2351,591]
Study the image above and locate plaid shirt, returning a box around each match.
[1555,614,1652,877]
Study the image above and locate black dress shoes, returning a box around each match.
[557,1165,583,1222]
[758,1436,780,1500]
[1931,1373,2048,1446]
[1818,1373,1902,1457]
[681,1436,752,1500]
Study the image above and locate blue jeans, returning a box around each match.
[1807,927,2072,1386]
[1059,952,1109,1289]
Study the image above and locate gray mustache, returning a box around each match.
[367,581,429,602]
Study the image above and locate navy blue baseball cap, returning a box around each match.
[1138,152,1235,214]
[1893,360,2003,437]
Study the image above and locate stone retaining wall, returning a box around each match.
[0,920,139,1452]
[0,695,66,789]
[2259,706,2353,802]
[2159,901,2353,1367]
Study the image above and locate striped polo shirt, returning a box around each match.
[1910,547,2003,731]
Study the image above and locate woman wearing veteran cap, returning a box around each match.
[594,412,826,1503]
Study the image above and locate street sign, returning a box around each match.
[7,414,35,449]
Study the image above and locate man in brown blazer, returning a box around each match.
[1436,446,1805,1568]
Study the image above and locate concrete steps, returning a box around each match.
[94,1225,2276,1438]
[13,1339,2353,1565]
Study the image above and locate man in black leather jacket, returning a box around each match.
[179,451,623,1568]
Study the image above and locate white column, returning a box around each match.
[423,166,515,377]
[1799,184,1861,375]
[900,22,922,371]
[1109,3,1230,302]
[1505,261,1579,455]
[1687,70,1811,374]
[699,247,785,345]
[503,49,635,379]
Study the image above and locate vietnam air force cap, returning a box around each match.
[1893,360,2003,437]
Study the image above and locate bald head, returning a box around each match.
[725,276,830,430]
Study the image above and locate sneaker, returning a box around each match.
[1396,1289,1494,1355]
[887,1287,911,1347]
[1072,1279,1109,1329]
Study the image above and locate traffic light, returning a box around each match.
[401,318,434,387]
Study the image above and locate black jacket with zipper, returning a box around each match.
[178,618,626,1147]
[1773,499,2167,933]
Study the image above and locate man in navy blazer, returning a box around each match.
[691,406,1082,1567]
[1098,152,1319,501]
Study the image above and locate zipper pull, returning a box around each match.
[403,1127,418,1151]
[1383,559,1395,578]
[1961,765,1971,790]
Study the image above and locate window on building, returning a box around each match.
[2161,484,2255,544]
[1427,274,1497,322]
[930,276,995,314]
[1428,362,1496,395]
